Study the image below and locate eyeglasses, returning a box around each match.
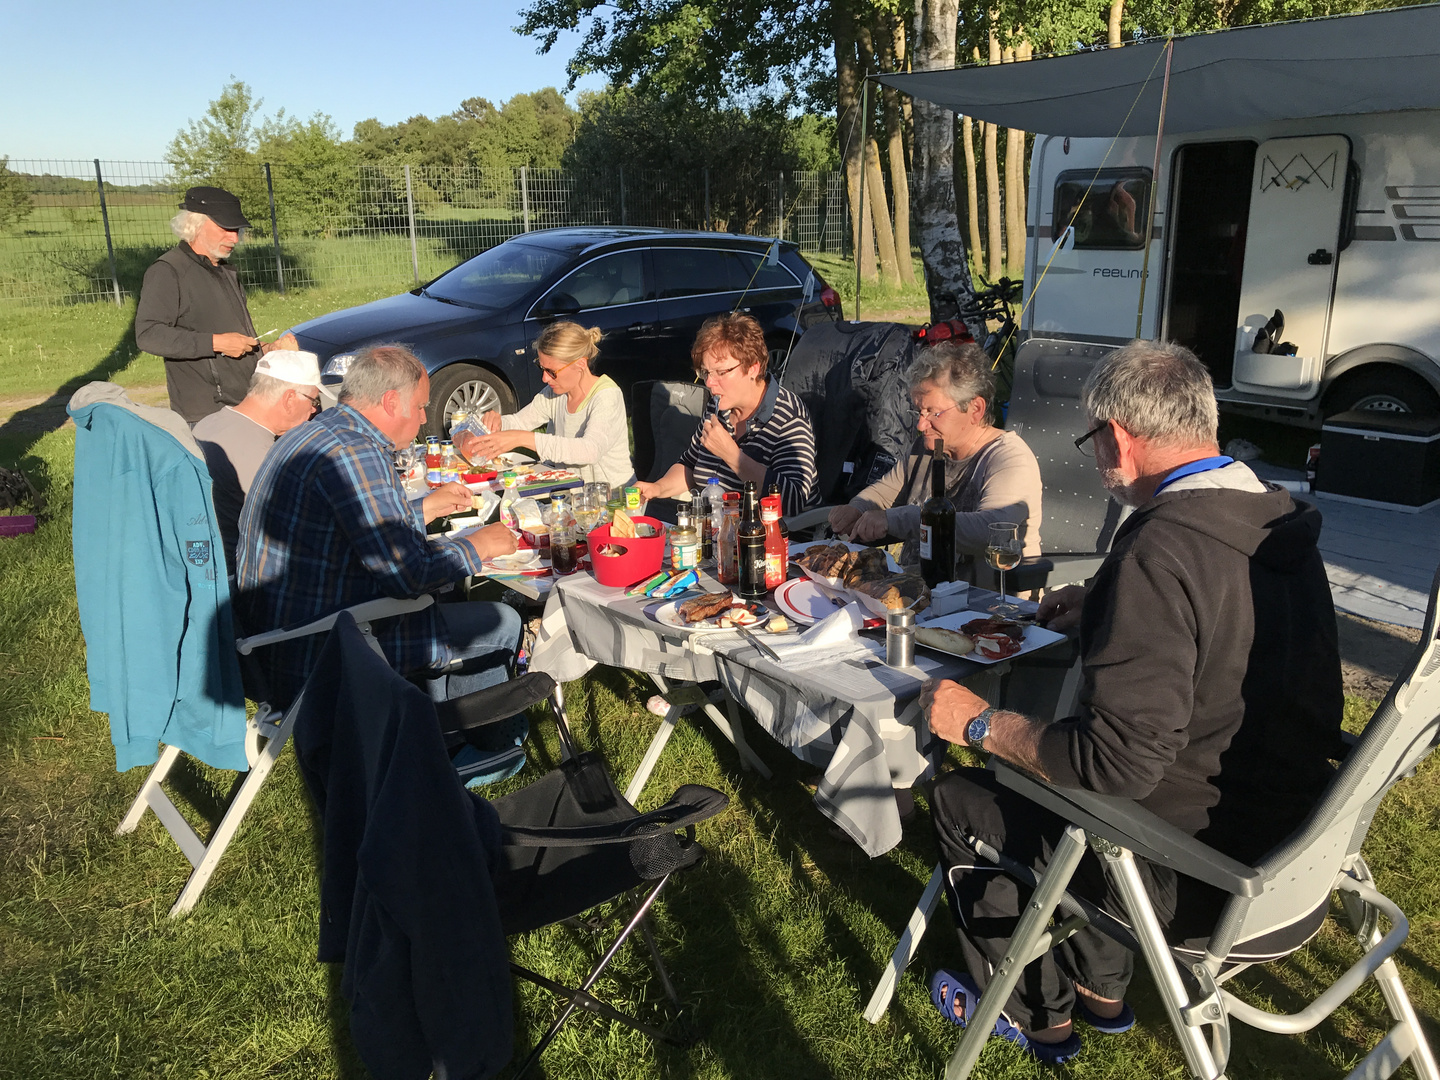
[698,363,743,383]
[298,389,322,411]
[537,353,585,381]
[1074,421,1109,457]
[916,403,960,424]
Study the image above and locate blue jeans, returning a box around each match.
[423,601,523,703]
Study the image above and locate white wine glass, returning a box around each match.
[986,521,1023,615]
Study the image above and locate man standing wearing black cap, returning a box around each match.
[136,186,299,424]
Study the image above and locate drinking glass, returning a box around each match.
[986,522,1023,615]
[573,488,602,537]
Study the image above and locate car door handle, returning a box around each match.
[1307,248,1333,265]
[628,322,655,332]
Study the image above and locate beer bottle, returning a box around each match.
[918,439,956,588]
[737,482,767,600]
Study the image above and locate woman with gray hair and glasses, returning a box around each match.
[828,341,1043,582]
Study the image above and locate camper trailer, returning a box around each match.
[1024,113,1440,426]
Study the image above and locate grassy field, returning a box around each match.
[2,420,1439,1079]
[2,272,1436,1079]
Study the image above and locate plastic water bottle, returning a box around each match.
[702,476,722,564]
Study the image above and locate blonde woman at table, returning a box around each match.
[455,321,637,491]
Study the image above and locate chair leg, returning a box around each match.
[550,684,578,761]
[1100,846,1224,1080]
[946,824,1090,1080]
[626,683,686,804]
[864,862,945,1023]
[708,688,772,778]
[514,877,676,1074]
[116,743,184,835]
[638,911,682,1008]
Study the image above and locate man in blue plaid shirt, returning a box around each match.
[235,345,520,708]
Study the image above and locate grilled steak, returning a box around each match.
[679,590,735,623]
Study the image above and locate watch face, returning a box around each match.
[966,713,989,745]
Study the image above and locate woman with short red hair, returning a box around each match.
[637,312,817,515]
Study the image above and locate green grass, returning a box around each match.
[3,415,1440,1077]
[806,253,1027,323]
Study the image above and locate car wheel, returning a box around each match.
[427,363,516,439]
[767,338,795,375]
[1323,368,1440,418]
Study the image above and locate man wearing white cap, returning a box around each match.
[194,350,326,572]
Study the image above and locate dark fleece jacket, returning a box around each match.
[1035,484,1344,864]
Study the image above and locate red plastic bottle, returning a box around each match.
[760,494,787,590]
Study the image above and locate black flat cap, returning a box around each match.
[179,186,251,230]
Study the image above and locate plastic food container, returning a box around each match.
[588,516,665,587]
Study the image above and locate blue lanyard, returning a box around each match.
[1152,455,1234,496]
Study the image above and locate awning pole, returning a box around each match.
[1135,37,1174,340]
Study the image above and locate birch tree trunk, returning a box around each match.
[834,14,878,280]
[881,16,915,285]
[1015,40,1032,267]
[910,0,976,324]
[962,114,983,268]
[857,23,901,287]
[1003,46,1025,277]
[984,21,1003,280]
[1109,0,1125,46]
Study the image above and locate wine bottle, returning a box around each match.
[737,482,768,600]
[918,439,956,588]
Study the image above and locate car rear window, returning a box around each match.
[426,242,571,308]
[652,247,798,299]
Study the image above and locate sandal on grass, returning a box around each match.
[930,969,1083,1066]
[1076,998,1135,1034]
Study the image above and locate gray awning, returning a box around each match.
[879,4,1440,137]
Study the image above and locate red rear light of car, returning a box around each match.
[819,286,840,308]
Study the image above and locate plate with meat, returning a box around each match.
[652,590,772,633]
[913,610,1065,664]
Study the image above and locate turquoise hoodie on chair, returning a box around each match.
[69,383,249,772]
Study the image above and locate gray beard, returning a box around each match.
[1101,467,1146,508]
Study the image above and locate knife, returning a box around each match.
[736,624,783,663]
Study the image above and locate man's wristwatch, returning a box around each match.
[966,707,997,752]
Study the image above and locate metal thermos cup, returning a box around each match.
[886,608,916,668]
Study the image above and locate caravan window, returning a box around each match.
[1053,169,1152,250]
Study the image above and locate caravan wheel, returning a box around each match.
[1324,369,1440,418]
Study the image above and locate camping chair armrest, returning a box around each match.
[991,760,1264,897]
[500,784,729,848]
[236,595,436,654]
[434,672,558,734]
[1009,554,1109,593]
[784,506,836,531]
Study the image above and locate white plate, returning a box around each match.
[773,578,848,626]
[913,610,1065,664]
[652,597,771,633]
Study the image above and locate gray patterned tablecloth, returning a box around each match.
[528,573,1022,856]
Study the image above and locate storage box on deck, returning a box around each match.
[1316,410,1440,511]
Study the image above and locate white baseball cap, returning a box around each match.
[255,350,323,387]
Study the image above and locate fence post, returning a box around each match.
[619,167,626,226]
[521,166,530,232]
[778,171,785,240]
[403,164,419,287]
[703,168,711,230]
[93,160,123,307]
[263,163,286,296]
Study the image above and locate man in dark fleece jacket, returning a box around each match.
[923,340,1342,1064]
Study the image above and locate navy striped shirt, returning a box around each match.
[679,378,817,515]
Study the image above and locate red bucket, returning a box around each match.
[588,516,665,588]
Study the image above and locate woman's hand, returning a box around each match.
[457,428,524,463]
[699,416,741,471]
[480,410,502,434]
[421,482,473,524]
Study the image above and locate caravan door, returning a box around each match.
[1232,135,1350,398]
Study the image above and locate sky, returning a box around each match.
[1,0,608,167]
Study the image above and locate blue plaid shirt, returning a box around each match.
[234,403,482,705]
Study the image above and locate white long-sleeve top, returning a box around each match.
[500,375,636,491]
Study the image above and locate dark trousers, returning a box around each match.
[930,767,1178,1031]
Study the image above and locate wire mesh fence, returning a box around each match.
[0,160,851,307]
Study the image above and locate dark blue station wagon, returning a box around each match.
[291,227,842,439]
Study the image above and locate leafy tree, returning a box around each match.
[0,157,33,233]
[256,110,356,237]
[166,79,262,181]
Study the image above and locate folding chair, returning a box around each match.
[941,564,1440,1080]
[1002,338,1129,592]
[297,612,729,1080]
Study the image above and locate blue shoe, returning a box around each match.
[930,969,1083,1066]
[1076,999,1135,1034]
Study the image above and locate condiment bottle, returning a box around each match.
[760,493,787,589]
[717,492,741,585]
[738,482,767,600]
